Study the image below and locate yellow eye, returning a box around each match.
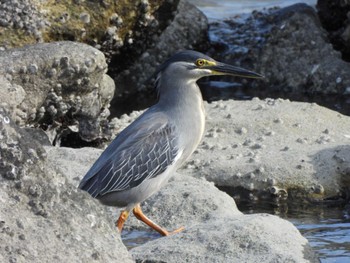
[195,59,206,67]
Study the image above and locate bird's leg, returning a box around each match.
[132,204,184,236]
[116,210,130,233]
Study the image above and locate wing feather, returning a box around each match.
[78,111,180,198]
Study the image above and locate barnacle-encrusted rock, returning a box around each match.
[0,108,133,262]
[0,41,115,143]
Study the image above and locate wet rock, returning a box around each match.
[0,41,114,143]
[209,3,350,94]
[0,108,133,262]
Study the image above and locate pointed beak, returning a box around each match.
[206,62,264,79]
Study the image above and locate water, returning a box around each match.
[237,200,350,263]
[122,1,350,262]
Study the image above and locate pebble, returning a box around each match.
[311,184,324,194]
[296,138,308,144]
[243,139,252,146]
[273,118,283,124]
[79,12,90,24]
[27,64,38,74]
[236,127,248,134]
[60,56,70,68]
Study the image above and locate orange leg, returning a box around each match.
[132,203,184,236]
[116,210,130,233]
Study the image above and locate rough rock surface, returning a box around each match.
[209,3,350,94]
[184,99,350,202]
[0,41,114,143]
[0,0,177,60]
[108,98,350,203]
[0,108,133,263]
[131,213,317,263]
[117,173,242,231]
[44,146,318,262]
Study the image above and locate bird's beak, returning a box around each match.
[207,62,264,79]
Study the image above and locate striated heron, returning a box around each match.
[79,50,263,236]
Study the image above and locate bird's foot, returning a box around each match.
[163,226,185,236]
[133,204,185,236]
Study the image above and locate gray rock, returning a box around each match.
[0,75,26,124]
[0,108,133,263]
[0,41,115,143]
[209,3,350,94]
[44,145,103,187]
[258,4,350,94]
[181,98,350,202]
[117,173,241,232]
[131,213,318,263]
[108,98,350,202]
[43,144,318,263]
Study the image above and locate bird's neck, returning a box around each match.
[157,78,203,109]
[156,77,206,165]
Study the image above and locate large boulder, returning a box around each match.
[0,41,114,143]
[182,98,350,203]
[209,3,350,94]
[108,98,350,203]
[0,108,133,262]
[44,146,318,263]
[131,213,318,263]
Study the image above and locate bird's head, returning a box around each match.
[154,50,264,82]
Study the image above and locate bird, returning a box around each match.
[78,50,263,236]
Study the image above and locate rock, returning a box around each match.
[0,75,26,123]
[317,0,350,61]
[44,146,103,187]
[43,146,241,230]
[0,41,114,143]
[108,98,350,203]
[209,3,350,94]
[181,99,350,202]
[0,0,174,60]
[117,173,241,231]
[131,213,318,263]
[0,0,209,79]
[43,145,318,262]
[0,108,133,263]
[110,0,209,116]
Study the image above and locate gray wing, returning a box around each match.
[78,111,180,198]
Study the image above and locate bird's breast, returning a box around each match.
[175,98,205,166]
